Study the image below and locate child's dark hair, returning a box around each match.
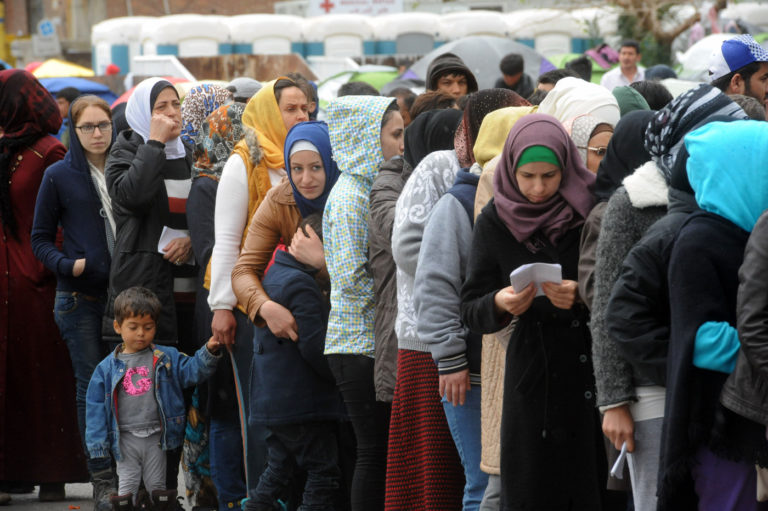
[299,213,324,243]
[381,99,400,130]
[114,287,162,324]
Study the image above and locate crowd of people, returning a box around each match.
[3,30,768,511]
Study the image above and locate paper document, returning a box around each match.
[508,263,562,296]
[610,442,629,479]
[157,227,194,265]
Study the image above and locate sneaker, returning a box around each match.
[92,468,117,511]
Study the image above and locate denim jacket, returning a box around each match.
[85,343,220,460]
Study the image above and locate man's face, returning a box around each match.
[56,97,70,119]
[503,72,523,88]
[741,62,768,105]
[436,73,468,98]
[619,46,640,72]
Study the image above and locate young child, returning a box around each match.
[246,213,344,511]
[85,287,221,511]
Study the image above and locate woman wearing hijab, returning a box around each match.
[369,107,463,407]
[663,120,768,510]
[538,76,621,129]
[387,90,526,511]
[31,95,118,510]
[322,95,404,511]
[461,113,605,510]
[564,114,614,174]
[186,102,247,511]
[180,84,233,147]
[0,69,87,501]
[207,77,309,499]
[103,76,196,495]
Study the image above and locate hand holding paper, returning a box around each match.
[509,263,562,296]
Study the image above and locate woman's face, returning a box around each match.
[380,111,405,161]
[278,86,309,132]
[153,87,182,138]
[75,105,112,157]
[290,150,326,200]
[516,161,562,203]
[586,130,612,173]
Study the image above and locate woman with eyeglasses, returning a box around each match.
[31,94,117,511]
[564,114,614,174]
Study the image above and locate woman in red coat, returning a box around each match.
[0,69,88,502]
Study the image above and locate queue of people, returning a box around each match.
[3,30,768,511]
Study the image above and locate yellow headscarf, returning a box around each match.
[204,78,293,300]
[473,105,538,168]
[233,78,289,244]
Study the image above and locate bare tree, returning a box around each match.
[607,0,702,45]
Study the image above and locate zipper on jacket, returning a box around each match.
[153,352,167,449]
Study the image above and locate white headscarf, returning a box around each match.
[539,77,621,129]
[126,77,186,160]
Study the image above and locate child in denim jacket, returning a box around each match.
[85,287,221,511]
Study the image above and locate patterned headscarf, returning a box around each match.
[455,89,531,167]
[181,84,232,146]
[564,114,614,166]
[494,113,596,252]
[191,102,245,181]
[0,69,62,140]
[644,83,748,182]
[0,69,63,238]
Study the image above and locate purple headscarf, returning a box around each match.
[493,113,596,251]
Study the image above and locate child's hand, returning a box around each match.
[206,337,222,353]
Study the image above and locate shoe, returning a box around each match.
[111,494,134,511]
[0,492,10,506]
[92,468,117,511]
[150,489,178,511]
[38,483,66,502]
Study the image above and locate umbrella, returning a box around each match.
[111,77,191,108]
[39,77,118,105]
[407,36,555,91]
[32,58,95,78]
[675,33,733,82]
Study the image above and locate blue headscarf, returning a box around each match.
[284,120,340,218]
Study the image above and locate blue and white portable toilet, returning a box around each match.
[140,14,231,57]
[228,14,305,56]
[507,9,584,56]
[371,13,445,55]
[91,16,154,74]
[303,14,376,57]
[440,10,509,39]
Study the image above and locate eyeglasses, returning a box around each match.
[578,146,607,156]
[76,122,112,135]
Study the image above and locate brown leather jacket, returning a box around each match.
[231,178,301,324]
[722,209,768,425]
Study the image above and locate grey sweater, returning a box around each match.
[391,150,460,352]
[414,192,475,377]
[591,161,669,408]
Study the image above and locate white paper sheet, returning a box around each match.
[508,263,562,296]
[157,226,194,265]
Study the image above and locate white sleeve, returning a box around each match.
[208,154,249,311]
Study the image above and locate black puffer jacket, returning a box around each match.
[102,130,193,344]
[722,209,768,425]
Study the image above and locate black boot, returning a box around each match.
[150,489,177,511]
[110,494,133,511]
[92,468,117,511]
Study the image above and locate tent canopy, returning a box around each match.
[32,58,95,78]
[39,77,118,105]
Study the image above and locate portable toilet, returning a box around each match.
[506,9,581,56]
[371,13,445,55]
[571,7,620,49]
[441,11,509,39]
[91,16,154,74]
[140,14,231,57]
[228,14,305,56]
[303,15,375,57]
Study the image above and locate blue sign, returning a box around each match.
[38,19,55,36]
